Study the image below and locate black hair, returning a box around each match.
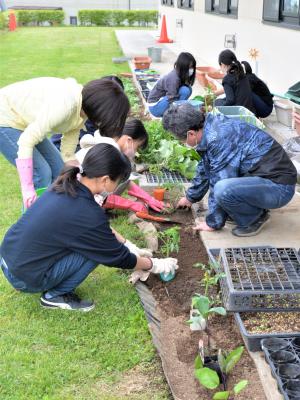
[218,49,245,81]
[82,78,130,138]
[122,119,148,150]
[51,143,131,197]
[162,102,205,140]
[241,61,252,74]
[101,75,124,90]
[174,52,196,86]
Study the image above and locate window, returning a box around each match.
[177,0,194,10]
[205,0,238,17]
[161,0,174,6]
[263,0,300,28]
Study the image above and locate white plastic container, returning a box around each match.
[274,99,293,127]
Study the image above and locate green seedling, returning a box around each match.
[194,347,248,399]
[158,226,180,257]
[194,262,225,297]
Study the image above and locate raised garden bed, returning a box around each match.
[262,337,300,399]
[214,247,300,312]
[135,211,266,399]
[234,313,300,352]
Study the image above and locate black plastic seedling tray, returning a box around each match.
[234,313,300,352]
[145,169,190,185]
[262,337,300,399]
[218,247,300,312]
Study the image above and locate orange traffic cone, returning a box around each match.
[157,15,173,43]
[9,11,17,31]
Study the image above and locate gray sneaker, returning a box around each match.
[232,211,270,237]
[40,292,95,312]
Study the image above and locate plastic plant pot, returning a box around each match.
[278,364,300,379]
[189,309,206,331]
[133,56,152,70]
[262,338,290,352]
[270,350,296,364]
[160,270,175,282]
[292,337,300,350]
[153,188,166,201]
[284,380,300,398]
[204,355,226,386]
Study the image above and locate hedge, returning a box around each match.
[0,11,9,30]
[78,10,158,27]
[17,10,64,26]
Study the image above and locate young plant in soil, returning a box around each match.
[194,346,248,398]
[194,262,225,298]
[158,226,181,257]
[161,183,185,213]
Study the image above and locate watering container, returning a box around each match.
[147,47,162,62]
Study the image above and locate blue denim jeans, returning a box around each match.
[1,253,98,297]
[252,93,273,118]
[149,85,192,117]
[214,176,295,227]
[0,127,64,188]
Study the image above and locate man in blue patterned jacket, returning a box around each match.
[163,103,297,236]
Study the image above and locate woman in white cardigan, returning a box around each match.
[0,77,129,208]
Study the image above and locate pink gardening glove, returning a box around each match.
[103,194,148,213]
[15,158,37,209]
[128,182,164,212]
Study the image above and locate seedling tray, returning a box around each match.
[138,168,191,191]
[218,247,300,312]
[234,313,300,352]
[262,337,300,399]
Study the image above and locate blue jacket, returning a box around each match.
[186,113,296,229]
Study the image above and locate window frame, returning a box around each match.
[205,0,239,18]
[177,0,194,10]
[161,0,174,6]
[263,0,300,29]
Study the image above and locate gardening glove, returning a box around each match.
[128,183,164,212]
[124,239,153,257]
[150,257,179,277]
[15,158,37,209]
[129,270,151,285]
[102,194,148,213]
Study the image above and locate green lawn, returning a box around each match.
[0,27,169,400]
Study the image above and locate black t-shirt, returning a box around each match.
[222,73,256,113]
[247,73,273,106]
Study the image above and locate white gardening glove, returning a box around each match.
[124,239,153,257]
[129,270,151,285]
[150,258,179,277]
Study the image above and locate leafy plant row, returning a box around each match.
[138,120,201,179]
[16,10,65,26]
[78,10,158,27]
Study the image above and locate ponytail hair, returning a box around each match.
[218,49,245,81]
[241,61,252,74]
[51,143,131,197]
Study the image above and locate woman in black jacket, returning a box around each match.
[241,61,273,118]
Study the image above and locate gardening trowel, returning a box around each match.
[135,211,183,224]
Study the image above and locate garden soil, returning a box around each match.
[143,210,266,400]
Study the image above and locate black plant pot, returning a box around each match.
[262,338,289,352]
[270,350,296,364]
[278,363,300,379]
[204,355,227,389]
[292,337,300,350]
[284,379,300,399]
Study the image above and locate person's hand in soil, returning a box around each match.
[150,257,178,276]
[124,239,153,257]
[193,221,215,232]
[176,197,192,209]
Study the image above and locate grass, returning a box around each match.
[0,27,169,399]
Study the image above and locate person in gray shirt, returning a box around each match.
[147,52,196,117]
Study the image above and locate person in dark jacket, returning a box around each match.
[163,103,296,237]
[241,61,273,118]
[214,50,255,114]
[147,52,196,117]
[0,143,178,311]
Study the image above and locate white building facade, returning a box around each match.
[159,0,300,94]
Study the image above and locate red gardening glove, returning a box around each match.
[103,194,148,213]
[15,158,38,209]
[128,182,164,212]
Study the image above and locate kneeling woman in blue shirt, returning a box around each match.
[0,143,178,312]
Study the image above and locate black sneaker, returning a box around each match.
[40,292,95,312]
[232,211,270,237]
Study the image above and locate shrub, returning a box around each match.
[0,11,9,30]
[17,10,64,26]
[78,10,158,27]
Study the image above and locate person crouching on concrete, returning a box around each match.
[162,103,296,237]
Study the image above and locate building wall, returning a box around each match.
[6,0,158,24]
[159,0,300,94]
